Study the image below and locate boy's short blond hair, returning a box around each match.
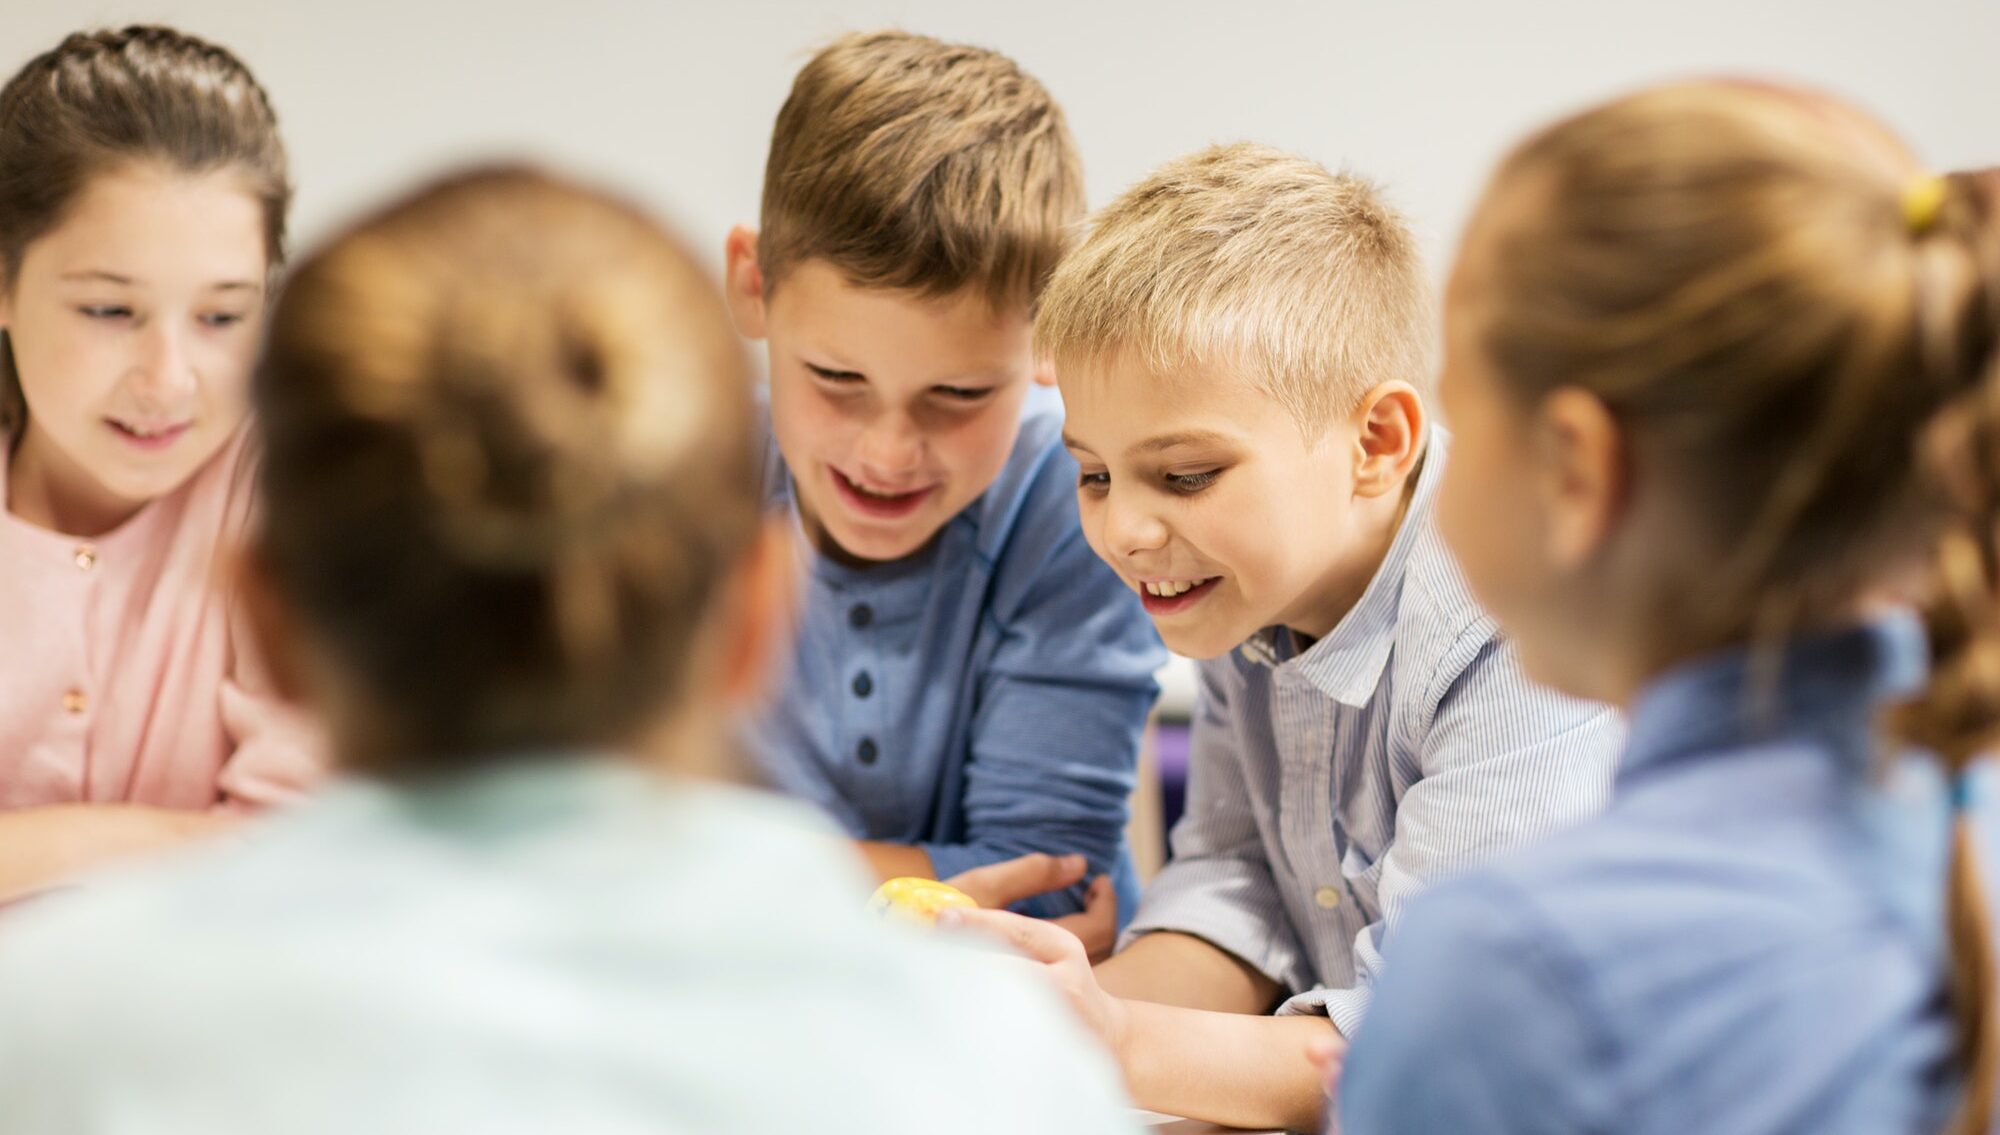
[1036,142,1435,431]
[758,30,1083,312]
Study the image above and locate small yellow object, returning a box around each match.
[868,877,978,924]
[1902,174,1949,235]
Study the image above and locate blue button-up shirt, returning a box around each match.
[750,388,1166,920]
[1342,616,1981,1134]
[1120,430,1623,1034]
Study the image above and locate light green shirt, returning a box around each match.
[0,757,1139,1135]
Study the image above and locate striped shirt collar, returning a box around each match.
[1238,428,1448,709]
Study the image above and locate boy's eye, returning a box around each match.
[1078,470,1110,493]
[933,385,994,403]
[1164,469,1221,494]
[78,305,133,321]
[805,363,864,384]
[200,312,249,329]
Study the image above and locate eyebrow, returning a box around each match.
[1061,429,1237,457]
[60,270,260,292]
[1132,429,1236,455]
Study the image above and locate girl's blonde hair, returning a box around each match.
[1477,83,2000,1132]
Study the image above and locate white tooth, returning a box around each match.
[1172,581,1189,596]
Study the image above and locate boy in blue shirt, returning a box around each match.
[722,31,1164,936]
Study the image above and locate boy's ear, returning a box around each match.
[1031,357,1058,388]
[232,543,311,706]
[1534,387,1627,572]
[718,516,798,710]
[1350,381,1427,499]
[723,225,768,341]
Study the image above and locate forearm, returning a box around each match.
[1118,998,1335,1132]
[1097,930,1281,1013]
[855,840,936,883]
[0,804,236,902]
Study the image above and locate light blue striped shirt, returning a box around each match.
[1120,430,1623,1035]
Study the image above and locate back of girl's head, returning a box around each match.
[0,25,289,439]
[1470,82,1996,657]
[1470,82,2000,1133]
[254,166,758,775]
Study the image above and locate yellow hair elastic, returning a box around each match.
[1902,174,1949,235]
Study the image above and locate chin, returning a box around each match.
[821,517,937,564]
[94,465,191,507]
[1156,622,1243,661]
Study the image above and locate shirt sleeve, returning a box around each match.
[1117,656,1314,995]
[917,522,1164,920]
[211,596,327,811]
[1284,635,1621,1034]
[1337,875,1614,1134]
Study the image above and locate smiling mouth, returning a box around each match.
[1136,576,1222,615]
[831,467,937,519]
[104,418,193,450]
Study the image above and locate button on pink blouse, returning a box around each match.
[1,428,323,810]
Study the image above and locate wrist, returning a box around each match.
[1105,993,1142,1085]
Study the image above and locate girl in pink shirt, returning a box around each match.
[0,27,320,898]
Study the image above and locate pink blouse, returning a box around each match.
[0,428,323,810]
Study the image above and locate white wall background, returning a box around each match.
[13,0,1997,278]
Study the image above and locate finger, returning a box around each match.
[1049,875,1118,955]
[946,852,1087,909]
[942,906,1086,965]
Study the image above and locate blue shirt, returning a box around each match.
[750,387,1166,921]
[1342,617,1985,1135]
[1120,431,1623,1034]
[0,759,1142,1135]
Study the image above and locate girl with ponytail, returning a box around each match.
[1341,84,2000,1134]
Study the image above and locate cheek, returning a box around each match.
[10,321,112,423]
[769,379,844,461]
[1437,442,1545,623]
[200,331,260,411]
[1075,494,1113,562]
[941,406,1018,479]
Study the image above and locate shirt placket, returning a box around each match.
[1277,670,1345,982]
[55,539,102,800]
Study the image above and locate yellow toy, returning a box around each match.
[867,877,978,924]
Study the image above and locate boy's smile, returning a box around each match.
[1061,360,1417,659]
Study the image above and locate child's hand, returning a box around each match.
[1306,1030,1347,1133]
[945,852,1088,909]
[1050,874,1117,962]
[943,853,1119,961]
[941,906,1131,1060]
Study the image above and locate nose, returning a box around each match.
[128,321,198,408]
[1101,485,1170,560]
[852,412,924,482]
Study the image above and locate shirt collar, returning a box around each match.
[1239,428,1449,708]
[1619,609,1930,785]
